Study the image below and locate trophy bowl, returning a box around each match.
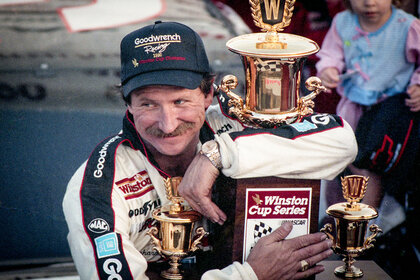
[218,0,326,128]
[321,175,382,278]
[147,177,208,279]
[148,208,206,279]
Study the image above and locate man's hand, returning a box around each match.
[405,84,420,112]
[178,153,227,225]
[247,222,333,280]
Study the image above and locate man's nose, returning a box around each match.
[158,106,178,134]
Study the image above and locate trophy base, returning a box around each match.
[161,269,184,280]
[334,265,363,278]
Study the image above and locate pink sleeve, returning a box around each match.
[406,19,420,86]
[315,17,346,75]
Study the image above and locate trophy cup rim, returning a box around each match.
[326,202,378,221]
[226,32,319,58]
[152,208,202,223]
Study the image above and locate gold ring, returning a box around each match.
[300,260,309,272]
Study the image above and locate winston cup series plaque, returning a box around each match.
[242,187,312,262]
[233,178,320,262]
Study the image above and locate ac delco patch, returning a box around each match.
[116,170,154,200]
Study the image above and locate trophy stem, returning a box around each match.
[161,255,183,280]
[334,255,363,278]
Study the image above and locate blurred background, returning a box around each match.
[0,0,419,279]
[0,0,246,276]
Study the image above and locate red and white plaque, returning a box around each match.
[243,187,312,262]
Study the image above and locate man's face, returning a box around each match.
[128,85,213,157]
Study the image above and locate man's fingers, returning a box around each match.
[190,198,226,225]
[179,185,226,224]
[287,232,328,250]
[293,237,333,266]
[262,222,293,243]
[207,204,227,225]
[302,248,333,270]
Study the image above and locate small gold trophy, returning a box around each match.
[148,177,208,279]
[218,0,326,128]
[321,175,382,278]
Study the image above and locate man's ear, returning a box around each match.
[127,104,134,114]
[204,80,216,108]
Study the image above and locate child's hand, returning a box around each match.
[318,67,340,91]
[405,84,420,112]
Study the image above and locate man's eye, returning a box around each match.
[174,99,186,105]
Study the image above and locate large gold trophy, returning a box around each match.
[321,175,382,278]
[148,177,208,279]
[223,0,326,262]
[218,0,326,128]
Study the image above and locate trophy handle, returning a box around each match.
[363,224,382,250]
[190,227,208,252]
[320,223,336,249]
[147,226,163,256]
[218,75,252,123]
[218,75,245,110]
[298,77,326,115]
[218,75,240,99]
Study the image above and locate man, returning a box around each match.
[63,21,357,279]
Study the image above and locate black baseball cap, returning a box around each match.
[120,21,210,97]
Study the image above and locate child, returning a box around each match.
[316,0,420,215]
[317,0,420,131]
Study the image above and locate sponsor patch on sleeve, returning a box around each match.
[116,170,154,200]
[95,232,120,259]
[88,218,110,233]
[289,120,318,132]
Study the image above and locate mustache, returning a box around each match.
[145,122,195,138]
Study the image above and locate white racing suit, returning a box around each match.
[63,92,357,279]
